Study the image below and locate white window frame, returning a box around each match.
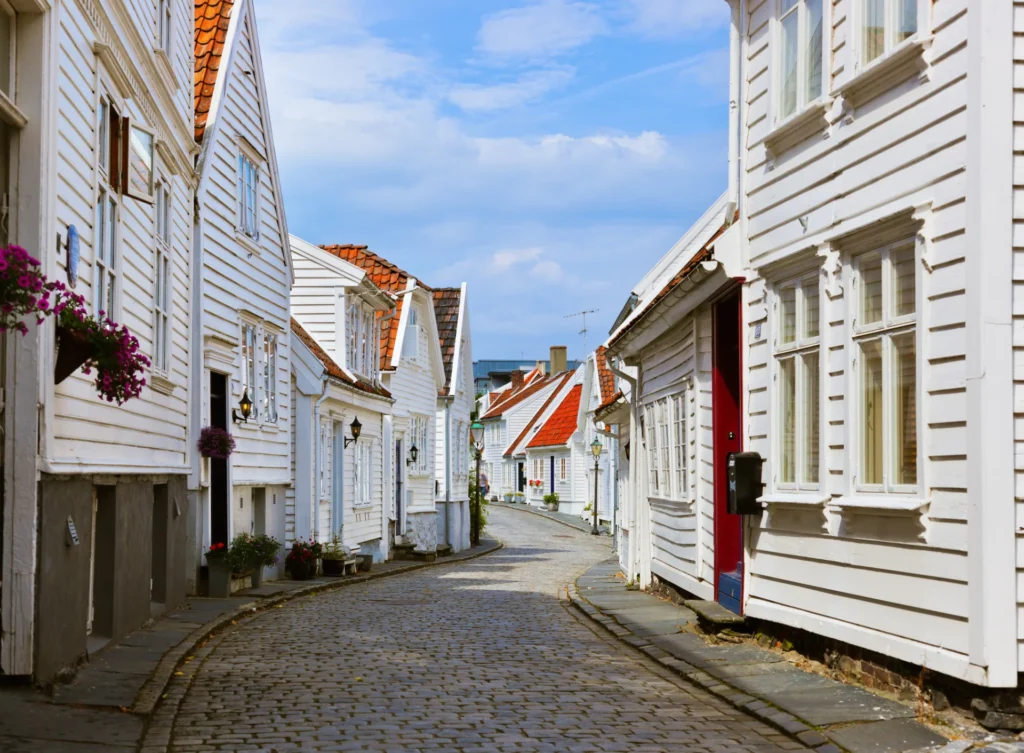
[645,386,692,502]
[671,388,688,499]
[152,179,172,374]
[262,330,278,424]
[410,415,430,476]
[856,0,920,71]
[157,0,172,54]
[559,457,567,482]
[319,418,331,501]
[95,86,122,319]
[237,147,261,242]
[773,272,822,492]
[241,320,258,421]
[354,441,373,507]
[849,240,919,495]
[774,0,826,126]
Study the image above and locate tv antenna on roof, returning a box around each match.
[565,309,599,357]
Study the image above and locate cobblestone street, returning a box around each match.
[150,507,810,752]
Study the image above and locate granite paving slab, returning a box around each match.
[87,644,172,676]
[650,632,784,669]
[118,625,193,652]
[827,720,949,753]
[767,685,917,727]
[0,690,143,745]
[727,668,839,697]
[53,668,145,708]
[713,660,811,679]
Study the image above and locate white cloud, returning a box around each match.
[626,0,730,38]
[530,260,566,283]
[477,1,607,59]
[493,247,544,270]
[448,68,575,112]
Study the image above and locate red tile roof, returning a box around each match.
[595,346,616,405]
[319,245,432,372]
[194,0,234,142]
[290,318,391,399]
[481,372,563,420]
[433,288,461,391]
[527,385,583,449]
[503,371,574,457]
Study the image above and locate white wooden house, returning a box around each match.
[607,0,1019,691]
[2,0,197,681]
[523,372,585,513]
[503,369,575,502]
[289,235,396,561]
[317,245,447,557]
[584,347,620,526]
[190,0,292,588]
[433,286,474,553]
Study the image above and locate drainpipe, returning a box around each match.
[725,0,745,226]
[608,361,638,578]
[312,375,329,542]
[443,394,454,549]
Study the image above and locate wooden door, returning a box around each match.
[712,290,744,614]
[210,372,229,548]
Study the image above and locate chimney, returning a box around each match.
[550,345,568,375]
[535,360,547,376]
[510,370,525,391]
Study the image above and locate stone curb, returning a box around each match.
[132,537,503,716]
[566,580,857,753]
[491,501,610,537]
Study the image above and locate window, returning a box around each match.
[775,273,821,488]
[354,442,372,506]
[157,0,172,53]
[778,0,824,121]
[237,151,260,240]
[403,304,420,360]
[242,322,257,417]
[263,332,278,423]
[95,93,121,317]
[862,0,916,66]
[410,416,430,475]
[645,386,691,500]
[319,419,331,500]
[657,399,671,493]
[560,457,567,481]
[853,241,917,490]
[152,181,172,373]
[645,407,659,495]
[672,390,687,497]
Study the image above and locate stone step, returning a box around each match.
[683,600,747,632]
[436,544,453,557]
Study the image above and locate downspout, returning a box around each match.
[725,0,744,225]
[312,375,329,542]
[608,361,639,579]
[443,394,453,548]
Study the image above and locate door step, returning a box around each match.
[436,544,453,557]
[683,600,747,633]
[391,543,437,563]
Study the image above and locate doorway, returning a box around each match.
[151,484,168,606]
[90,486,116,641]
[712,290,744,615]
[395,439,405,536]
[210,372,229,547]
[517,462,525,493]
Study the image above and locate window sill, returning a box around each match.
[152,47,179,93]
[235,229,262,256]
[765,98,832,158]
[149,373,175,396]
[647,495,695,508]
[834,35,932,111]
[759,492,829,508]
[830,494,926,516]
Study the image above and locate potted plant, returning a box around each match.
[251,533,281,586]
[227,533,260,587]
[197,426,236,460]
[504,491,513,503]
[513,491,525,504]
[0,244,50,336]
[286,540,321,580]
[543,492,560,512]
[321,535,351,577]
[205,542,231,598]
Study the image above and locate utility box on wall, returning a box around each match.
[727,452,764,515]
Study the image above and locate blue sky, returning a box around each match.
[253,0,731,362]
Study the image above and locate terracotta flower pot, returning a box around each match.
[54,326,93,384]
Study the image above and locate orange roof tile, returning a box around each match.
[504,371,574,457]
[595,346,616,405]
[194,0,234,142]
[527,385,583,449]
[290,318,391,399]
[433,288,461,391]
[481,373,562,420]
[319,245,432,372]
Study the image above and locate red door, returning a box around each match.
[712,290,744,614]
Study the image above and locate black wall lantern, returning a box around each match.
[344,416,362,448]
[407,444,419,467]
[233,388,254,424]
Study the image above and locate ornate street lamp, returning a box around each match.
[590,438,603,536]
[471,421,485,546]
[344,416,362,448]
[233,388,254,424]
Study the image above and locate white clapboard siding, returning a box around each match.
[341,409,385,549]
[1013,0,1024,671]
[199,6,291,487]
[738,0,973,670]
[50,0,193,470]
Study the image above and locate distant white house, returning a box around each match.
[190,0,293,587]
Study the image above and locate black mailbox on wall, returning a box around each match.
[727,452,764,515]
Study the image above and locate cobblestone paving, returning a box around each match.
[152,508,810,752]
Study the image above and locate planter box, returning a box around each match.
[207,558,232,598]
[322,559,345,577]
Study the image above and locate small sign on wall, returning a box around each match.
[754,323,762,340]
[66,515,80,547]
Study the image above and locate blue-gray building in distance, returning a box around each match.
[474,351,581,394]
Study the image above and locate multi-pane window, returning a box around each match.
[157,0,172,53]
[410,416,430,475]
[853,241,917,490]
[241,322,257,418]
[862,0,916,66]
[560,457,567,481]
[657,399,671,493]
[354,442,372,506]
[778,0,824,121]
[152,181,172,373]
[775,273,821,488]
[646,388,691,500]
[344,298,379,379]
[672,391,687,496]
[237,152,260,240]
[263,332,278,423]
[319,420,331,499]
[95,94,121,317]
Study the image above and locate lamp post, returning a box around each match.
[590,438,603,536]
[470,421,485,546]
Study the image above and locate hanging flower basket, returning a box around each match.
[0,245,49,336]
[197,426,236,459]
[54,325,94,384]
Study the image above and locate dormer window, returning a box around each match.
[344,294,380,380]
[862,0,916,65]
[777,0,824,122]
